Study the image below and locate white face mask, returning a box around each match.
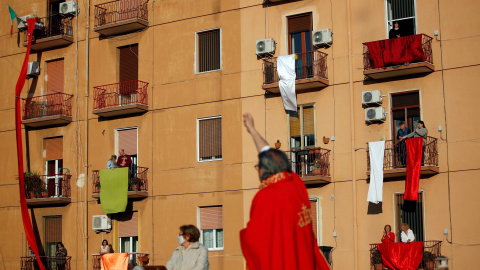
[177,235,185,245]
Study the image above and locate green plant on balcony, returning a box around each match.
[423,251,436,269]
[129,177,141,191]
[23,172,43,198]
[371,250,383,270]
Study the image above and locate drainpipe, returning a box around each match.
[84,1,90,269]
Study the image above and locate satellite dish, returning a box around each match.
[256,41,265,52]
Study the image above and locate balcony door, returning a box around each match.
[118,211,139,264]
[119,44,139,105]
[287,13,313,79]
[385,0,416,37]
[395,192,424,241]
[44,216,62,257]
[391,91,420,142]
[46,59,64,116]
[45,137,63,197]
[289,105,315,175]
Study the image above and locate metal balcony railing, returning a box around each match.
[367,136,438,171]
[94,0,149,27]
[369,240,442,270]
[93,80,148,110]
[24,13,73,41]
[24,173,71,198]
[92,253,149,270]
[363,34,433,71]
[92,166,149,194]
[263,51,328,85]
[22,92,73,120]
[21,256,71,270]
[285,147,331,177]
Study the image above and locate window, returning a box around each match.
[196,29,221,73]
[118,211,139,254]
[391,91,420,141]
[386,0,416,37]
[199,206,223,250]
[116,128,138,166]
[118,44,139,105]
[44,216,62,257]
[45,137,64,197]
[289,105,315,150]
[49,0,62,14]
[46,59,64,94]
[287,13,313,79]
[197,116,222,161]
[310,199,320,244]
[395,192,424,241]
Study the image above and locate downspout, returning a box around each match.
[84,1,90,269]
[345,0,358,269]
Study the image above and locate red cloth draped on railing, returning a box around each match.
[377,242,423,270]
[365,34,425,69]
[404,137,423,201]
[15,18,46,270]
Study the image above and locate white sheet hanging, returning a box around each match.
[277,55,297,112]
[367,141,385,204]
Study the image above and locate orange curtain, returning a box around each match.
[101,253,129,270]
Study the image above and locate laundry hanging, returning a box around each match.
[367,141,385,204]
[277,54,297,112]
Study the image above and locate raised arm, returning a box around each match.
[243,113,269,153]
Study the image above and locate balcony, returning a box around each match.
[22,92,73,128]
[21,256,71,270]
[93,80,149,117]
[93,0,149,36]
[366,136,439,179]
[92,253,150,270]
[23,14,73,51]
[262,51,329,93]
[363,34,434,80]
[286,147,331,184]
[92,166,148,199]
[24,173,72,206]
[370,240,442,270]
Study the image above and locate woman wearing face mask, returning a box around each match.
[166,225,209,270]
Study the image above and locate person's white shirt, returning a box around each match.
[401,229,415,243]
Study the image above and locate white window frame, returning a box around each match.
[194,28,222,74]
[115,127,139,165]
[197,206,224,251]
[309,197,321,245]
[196,116,222,162]
[384,0,418,38]
[287,104,316,150]
[45,159,63,197]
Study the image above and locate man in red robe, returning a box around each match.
[117,149,132,168]
[240,113,331,270]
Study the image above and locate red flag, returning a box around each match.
[404,137,423,201]
[377,242,423,270]
[15,17,46,270]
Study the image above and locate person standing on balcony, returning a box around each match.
[107,155,118,169]
[166,225,209,270]
[389,21,401,39]
[99,240,111,255]
[240,113,331,270]
[117,149,132,168]
[397,121,411,166]
[55,242,67,270]
[400,223,415,243]
[403,121,428,164]
[381,224,395,243]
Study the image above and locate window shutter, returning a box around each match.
[118,128,137,156]
[391,92,419,108]
[310,200,318,240]
[290,113,301,137]
[198,30,220,72]
[199,117,222,160]
[45,137,63,161]
[200,206,223,230]
[303,106,315,135]
[47,59,64,94]
[45,216,62,242]
[288,13,312,33]
[118,211,138,238]
[119,45,139,83]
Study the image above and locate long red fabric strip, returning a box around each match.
[404,137,423,201]
[377,242,423,270]
[15,18,46,270]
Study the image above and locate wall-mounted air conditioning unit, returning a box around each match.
[27,62,40,78]
[256,38,276,56]
[60,1,77,16]
[312,29,333,47]
[17,15,35,30]
[362,90,382,106]
[92,215,112,231]
[365,107,386,123]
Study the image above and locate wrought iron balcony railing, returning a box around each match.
[285,147,331,178]
[93,80,148,110]
[24,173,71,199]
[92,253,149,270]
[21,256,71,270]
[92,166,149,194]
[22,92,73,120]
[94,0,149,27]
[24,13,73,41]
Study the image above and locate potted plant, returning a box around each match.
[312,159,322,175]
[371,250,383,270]
[423,251,436,269]
[130,178,141,191]
[24,172,43,198]
[41,188,48,198]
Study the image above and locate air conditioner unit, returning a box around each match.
[365,107,386,123]
[312,28,333,47]
[59,1,77,16]
[17,15,35,30]
[362,90,382,106]
[27,62,40,78]
[256,38,276,56]
[92,215,112,231]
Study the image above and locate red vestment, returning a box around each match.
[117,154,132,168]
[240,171,331,270]
[381,232,395,243]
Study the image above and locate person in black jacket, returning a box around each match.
[389,21,401,39]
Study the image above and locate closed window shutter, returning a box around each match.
[118,211,138,238]
[45,216,62,242]
[391,92,419,108]
[310,200,318,240]
[118,128,137,156]
[200,206,223,230]
[303,106,315,135]
[290,113,301,137]
[45,137,63,161]
[119,45,139,83]
[47,59,64,94]
[198,30,220,72]
[288,13,312,33]
[199,117,222,160]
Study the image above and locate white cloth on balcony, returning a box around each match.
[367,141,385,204]
[277,54,297,112]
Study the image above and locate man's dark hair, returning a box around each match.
[258,149,292,181]
[399,121,405,125]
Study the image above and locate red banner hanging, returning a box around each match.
[15,17,46,270]
[404,137,423,201]
[377,242,423,270]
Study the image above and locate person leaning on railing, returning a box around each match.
[400,223,415,243]
[402,120,428,164]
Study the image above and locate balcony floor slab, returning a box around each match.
[26,197,71,206]
[93,104,148,117]
[94,19,148,36]
[24,35,73,51]
[364,62,434,80]
[263,77,329,93]
[367,165,439,180]
[22,115,72,127]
